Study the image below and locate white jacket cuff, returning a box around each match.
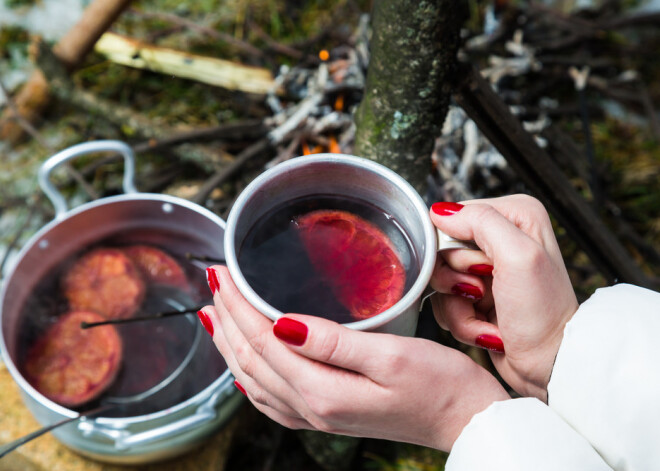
[447,397,611,470]
[548,283,660,470]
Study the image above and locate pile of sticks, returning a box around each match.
[449,1,660,289]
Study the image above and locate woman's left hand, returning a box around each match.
[201,265,510,452]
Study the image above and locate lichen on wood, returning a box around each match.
[354,0,467,194]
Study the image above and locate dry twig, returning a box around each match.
[132,9,266,59]
[94,32,279,95]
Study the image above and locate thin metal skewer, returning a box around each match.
[80,306,205,329]
[185,253,226,264]
[0,404,112,458]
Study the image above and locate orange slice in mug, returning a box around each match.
[295,210,405,320]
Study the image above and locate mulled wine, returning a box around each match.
[237,195,420,323]
[16,230,227,415]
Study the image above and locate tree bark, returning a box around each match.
[354,0,467,193]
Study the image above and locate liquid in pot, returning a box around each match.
[16,228,226,417]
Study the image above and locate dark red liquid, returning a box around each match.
[16,230,227,416]
[237,195,420,323]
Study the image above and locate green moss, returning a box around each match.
[4,0,37,9]
[390,110,416,139]
[73,59,239,127]
[593,119,660,225]
[364,443,448,471]
[0,25,29,60]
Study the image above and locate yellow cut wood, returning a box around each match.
[94,32,278,95]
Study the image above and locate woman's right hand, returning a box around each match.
[429,195,579,402]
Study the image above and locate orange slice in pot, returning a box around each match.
[62,248,145,320]
[295,210,405,320]
[23,311,122,408]
[122,245,189,291]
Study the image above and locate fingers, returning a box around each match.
[431,293,503,352]
[430,261,487,301]
[209,266,385,418]
[249,400,313,431]
[430,240,499,352]
[472,194,563,262]
[432,194,560,261]
[199,304,302,418]
[208,265,273,335]
[271,314,399,381]
[431,199,541,270]
[477,194,556,248]
[212,265,397,379]
[205,265,315,417]
[440,248,493,277]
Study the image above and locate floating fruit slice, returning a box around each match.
[295,209,405,320]
[23,311,122,407]
[122,245,189,291]
[62,248,145,320]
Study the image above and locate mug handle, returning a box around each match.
[436,229,478,252]
[419,230,479,312]
[38,140,138,220]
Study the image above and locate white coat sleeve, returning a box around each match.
[446,397,612,470]
[548,283,660,471]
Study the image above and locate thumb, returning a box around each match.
[272,314,389,375]
[430,201,538,268]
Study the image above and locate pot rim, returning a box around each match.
[0,192,229,422]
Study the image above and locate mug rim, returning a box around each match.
[223,153,437,331]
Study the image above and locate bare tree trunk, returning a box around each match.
[296,4,467,467]
[354,0,467,193]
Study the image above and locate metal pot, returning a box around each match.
[0,141,242,464]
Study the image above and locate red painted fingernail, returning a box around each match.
[197,310,214,336]
[206,267,219,295]
[468,264,494,276]
[475,334,505,353]
[273,317,308,346]
[451,282,483,300]
[234,380,247,396]
[431,202,464,216]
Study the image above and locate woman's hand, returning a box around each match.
[202,265,510,452]
[429,194,578,401]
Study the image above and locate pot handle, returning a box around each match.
[77,376,242,451]
[38,140,138,220]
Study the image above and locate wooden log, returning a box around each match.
[453,64,657,290]
[0,0,132,144]
[0,71,50,143]
[94,32,279,95]
[52,0,133,70]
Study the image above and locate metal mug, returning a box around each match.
[224,153,474,336]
